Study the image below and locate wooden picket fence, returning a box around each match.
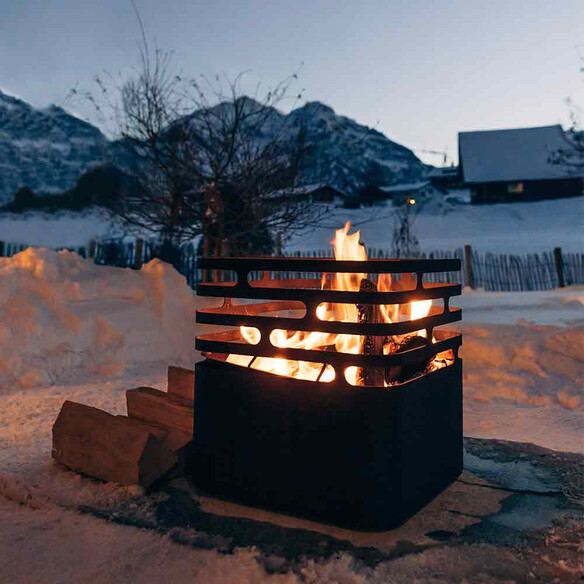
[0,238,582,293]
[278,246,584,291]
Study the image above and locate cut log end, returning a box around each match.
[52,401,177,488]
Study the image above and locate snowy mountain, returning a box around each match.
[0,92,427,202]
[0,91,107,201]
[180,98,428,195]
[286,101,427,194]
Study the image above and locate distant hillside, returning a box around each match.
[0,91,107,201]
[286,101,427,194]
[0,92,427,202]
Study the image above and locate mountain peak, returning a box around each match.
[0,94,107,200]
[0,90,28,111]
[0,92,426,201]
[294,101,336,120]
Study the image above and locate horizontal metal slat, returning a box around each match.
[197,282,462,304]
[195,331,462,369]
[196,306,462,336]
[198,256,461,274]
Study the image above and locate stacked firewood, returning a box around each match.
[52,366,194,488]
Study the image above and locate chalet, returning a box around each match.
[428,166,462,190]
[378,181,432,204]
[288,183,347,202]
[458,125,583,204]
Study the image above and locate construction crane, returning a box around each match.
[415,148,450,166]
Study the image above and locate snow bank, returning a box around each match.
[457,287,584,326]
[462,322,583,410]
[0,247,197,392]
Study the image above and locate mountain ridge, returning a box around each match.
[0,91,427,202]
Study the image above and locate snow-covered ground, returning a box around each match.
[0,208,123,248]
[287,195,583,253]
[0,195,582,253]
[1,248,582,452]
[1,249,582,582]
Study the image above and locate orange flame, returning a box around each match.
[227,222,436,385]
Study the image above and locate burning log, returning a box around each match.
[384,334,432,384]
[191,225,463,528]
[357,277,432,385]
[357,278,385,386]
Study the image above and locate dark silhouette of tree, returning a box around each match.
[69,23,322,259]
[391,199,420,258]
[11,186,36,210]
[72,164,135,208]
[359,161,386,205]
[550,59,584,173]
[549,101,584,173]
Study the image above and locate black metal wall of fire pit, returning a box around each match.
[191,256,463,530]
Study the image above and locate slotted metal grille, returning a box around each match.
[195,256,462,387]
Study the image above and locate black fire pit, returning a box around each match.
[191,256,463,530]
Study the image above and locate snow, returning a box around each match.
[287,195,584,253]
[0,497,304,584]
[0,489,546,584]
[0,249,582,581]
[0,247,580,450]
[456,287,584,326]
[459,125,579,183]
[0,247,201,391]
[0,209,119,248]
[378,181,429,194]
[1,195,582,255]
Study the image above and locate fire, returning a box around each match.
[226,222,438,385]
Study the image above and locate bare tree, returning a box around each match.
[70,28,323,259]
[391,198,420,258]
[549,99,584,173]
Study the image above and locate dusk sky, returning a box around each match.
[1,0,582,164]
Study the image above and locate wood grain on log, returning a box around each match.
[126,387,194,436]
[52,401,177,488]
[115,415,191,452]
[167,366,195,403]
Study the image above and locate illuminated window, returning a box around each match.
[507,182,524,194]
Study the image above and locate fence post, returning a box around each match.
[134,238,144,270]
[0,241,4,257]
[464,244,475,289]
[554,247,565,288]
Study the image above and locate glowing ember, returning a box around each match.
[226,222,452,385]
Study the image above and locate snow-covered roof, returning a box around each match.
[290,183,346,196]
[266,183,349,199]
[378,181,430,194]
[459,125,582,183]
[427,166,459,179]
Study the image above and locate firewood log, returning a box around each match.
[114,416,191,452]
[357,278,385,387]
[384,335,432,384]
[126,387,194,436]
[167,366,195,403]
[52,401,177,488]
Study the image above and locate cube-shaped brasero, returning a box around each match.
[191,256,462,529]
